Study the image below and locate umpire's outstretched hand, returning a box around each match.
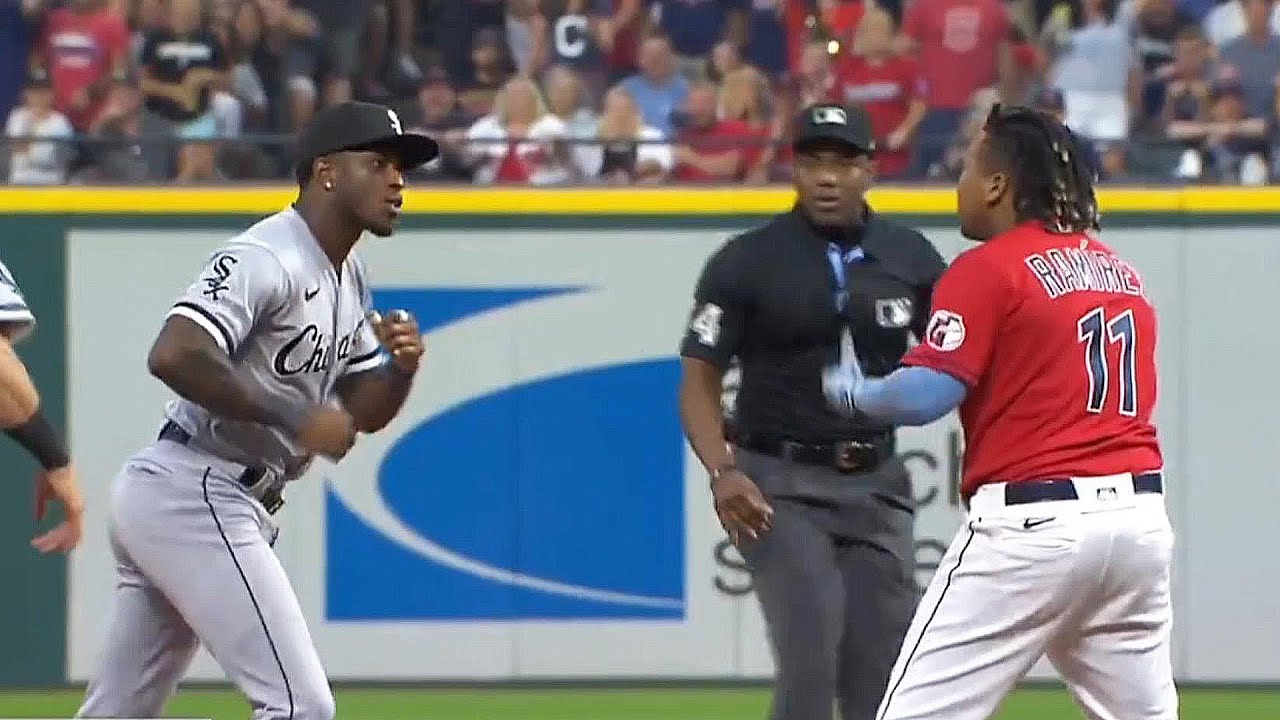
[712,468,774,545]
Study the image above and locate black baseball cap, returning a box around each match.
[792,103,875,155]
[297,101,440,170]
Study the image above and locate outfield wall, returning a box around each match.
[0,186,1277,685]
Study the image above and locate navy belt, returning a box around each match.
[1003,472,1163,506]
[157,420,283,513]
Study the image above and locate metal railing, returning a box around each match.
[0,132,1270,186]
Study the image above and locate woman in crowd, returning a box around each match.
[718,65,780,182]
[588,84,671,183]
[463,75,574,184]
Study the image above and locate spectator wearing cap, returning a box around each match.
[896,0,1017,176]
[138,0,233,181]
[1040,0,1137,172]
[408,68,478,182]
[34,0,132,132]
[621,35,690,135]
[1167,71,1270,181]
[585,83,673,182]
[1217,0,1280,119]
[457,26,515,118]
[3,70,74,184]
[646,0,749,80]
[463,76,573,184]
[834,7,926,179]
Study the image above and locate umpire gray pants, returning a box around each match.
[736,448,920,720]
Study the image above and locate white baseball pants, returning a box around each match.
[875,473,1178,720]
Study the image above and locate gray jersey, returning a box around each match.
[163,206,385,479]
[0,259,36,345]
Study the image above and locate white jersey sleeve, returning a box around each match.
[344,254,387,376]
[167,241,289,355]
[0,260,36,344]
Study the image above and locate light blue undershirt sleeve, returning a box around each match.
[852,366,968,426]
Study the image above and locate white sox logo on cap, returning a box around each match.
[387,108,403,135]
[812,106,848,125]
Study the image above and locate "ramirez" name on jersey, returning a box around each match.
[1024,246,1143,299]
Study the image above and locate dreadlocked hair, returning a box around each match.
[981,103,1101,234]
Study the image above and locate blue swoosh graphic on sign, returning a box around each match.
[326,287,686,620]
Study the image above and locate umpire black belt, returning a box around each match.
[999,472,1163,506]
[738,433,891,474]
[158,420,284,513]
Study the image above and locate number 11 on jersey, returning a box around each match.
[1078,307,1137,417]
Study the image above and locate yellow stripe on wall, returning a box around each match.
[1,185,1279,215]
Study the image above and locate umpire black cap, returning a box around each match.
[297,101,439,170]
[792,103,875,155]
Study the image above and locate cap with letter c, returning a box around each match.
[296,100,440,170]
[792,102,876,156]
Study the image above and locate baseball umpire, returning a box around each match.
[678,103,947,720]
[77,101,436,720]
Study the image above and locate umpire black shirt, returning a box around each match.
[680,206,946,445]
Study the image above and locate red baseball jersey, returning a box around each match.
[833,55,925,177]
[901,222,1164,497]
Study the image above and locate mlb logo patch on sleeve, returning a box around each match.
[925,310,966,351]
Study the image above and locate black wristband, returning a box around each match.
[5,409,69,470]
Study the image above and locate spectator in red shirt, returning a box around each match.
[897,0,1016,175]
[835,7,926,178]
[672,81,754,181]
[36,0,131,132]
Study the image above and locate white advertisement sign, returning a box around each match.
[72,222,1280,683]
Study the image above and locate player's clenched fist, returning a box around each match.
[369,309,424,373]
[296,405,357,460]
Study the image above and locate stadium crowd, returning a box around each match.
[2,0,1279,184]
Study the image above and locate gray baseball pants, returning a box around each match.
[735,448,920,720]
[77,438,333,720]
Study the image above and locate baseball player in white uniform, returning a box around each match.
[0,261,84,555]
[76,101,438,720]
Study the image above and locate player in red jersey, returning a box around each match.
[821,104,1177,720]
